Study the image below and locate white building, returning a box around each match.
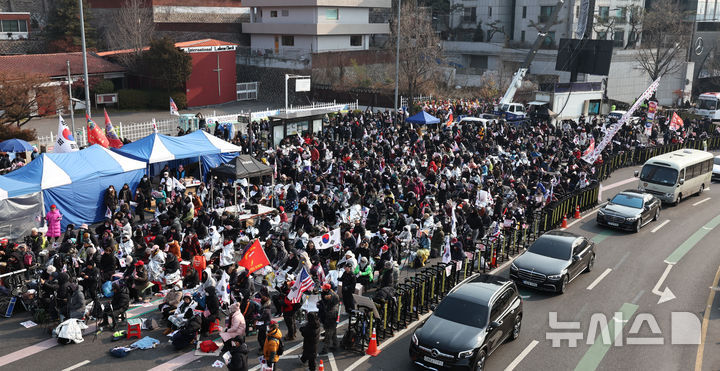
[242,0,391,58]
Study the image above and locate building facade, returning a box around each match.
[242,0,391,58]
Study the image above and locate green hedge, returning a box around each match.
[117,89,186,110]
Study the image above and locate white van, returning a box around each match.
[636,149,714,204]
[695,92,720,121]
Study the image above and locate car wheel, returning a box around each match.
[675,193,682,205]
[634,219,641,233]
[586,254,595,273]
[509,315,522,341]
[653,208,659,221]
[559,275,569,294]
[699,185,705,196]
[474,349,487,371]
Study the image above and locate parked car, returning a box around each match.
[596,190,661,232]
[409,274,522,371]
[509,231,595,293]
[713,156,720,181]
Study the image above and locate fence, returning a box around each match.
[34,101,359,150]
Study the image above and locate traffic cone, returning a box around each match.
[574,205,581,219]
[491,249,497,267]
[319,360,325,371]
[366,328,382,356]
[561,214,568,228]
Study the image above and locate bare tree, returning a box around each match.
[486,20,506,44]
[625,5,643,49]
[592,14,615,40]
[389,0,444,100]
[634,0,691,81]
[105,0,155,70]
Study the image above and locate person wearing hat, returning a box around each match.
[339,264,356,315]
[318,283,339,353]
[129,260,149,304]
[263,321,283,368]
[45,204,63,243]
[355,256,374,287]
[300,311,321,371]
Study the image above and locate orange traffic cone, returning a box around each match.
[366,328,382,356]
[491,249,497,267]
[574,205,581,219]
[319,360,325,371]
[561,214,568,228]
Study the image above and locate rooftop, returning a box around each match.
[0,52,125,78]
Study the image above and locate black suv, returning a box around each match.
[409,274,522,371]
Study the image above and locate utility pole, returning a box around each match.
[66,60,76,135]
[394,0,402,118]
[79,0,92,118]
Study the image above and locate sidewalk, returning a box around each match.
[25,100,280,138]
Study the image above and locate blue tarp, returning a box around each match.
[406,111,441,125]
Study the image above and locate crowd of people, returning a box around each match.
[0,98,717,371]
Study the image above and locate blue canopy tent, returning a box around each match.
[112,131,242,179]
[406,111,441,125]
[0,138,34,152]
[0,145,147,232]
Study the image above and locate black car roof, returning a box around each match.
[449,274,510,304]
[541,230,583,243]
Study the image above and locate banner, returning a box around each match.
[237,239,270,274]
[647,101,658,122]
[582,77,660,164]
[86,114,109,148]
[54,115,79,153]
[644,121,653,136]
[582,136,595,157]
[670,112,684,131]
[103,109,123,148]
[310,228,341,250]
[575,0,591,38]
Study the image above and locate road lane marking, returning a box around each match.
[693,197,711,206]
[612,252,630,270]
[631,290,645,304]
[327,352,338,371]
[602,177,637,191]
[591,229,616,244]
[651,220,670,233]
[574,303,638,371]
[62,360,90,371]
[504,340,539,371]
[666,213,720,264]
[586,268,612,290]
[694,265,720,371]
[566,208,600,228]
[345,311,434,371]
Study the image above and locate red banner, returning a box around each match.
[237,239,270,274]
[86,114,109,148]
[104,109,123,148]
[670,112,684,131]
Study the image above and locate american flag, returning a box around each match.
[287,267,314,303]
[489,222,502,242]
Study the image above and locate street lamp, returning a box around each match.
[394,0,402,117]
[78,0,91,118]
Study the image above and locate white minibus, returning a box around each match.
[636,149,713,204]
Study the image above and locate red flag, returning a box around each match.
[582,136,595,157]
[86,114,109,148]
[670,112,684,131]
[445,113,454,127]
[237,239,270,274]
[104,109,123,148]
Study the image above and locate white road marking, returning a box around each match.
[652,263,677,304]
[603,177,638,191]
[503,340,539,371]
[693,197,711,206]
[327,352,338,371]
[651,220,670,233]
[566,208,600,228]
[62,360,90,371]
[612,251,631,270]
[345,312,434,371]
[586,268,612,290]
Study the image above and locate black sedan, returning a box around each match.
[410,274,522,371]
[509,231,595,293]
[596,190,661,232]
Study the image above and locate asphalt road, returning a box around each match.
[3,163,720,371]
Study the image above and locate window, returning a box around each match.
[1,19,25,33]
[598,6,609,22]
[435,296,488,328]
[522,6,527,19]
[350,35,362,46]
[597,31,607,40]
[326,8,338,20]
[270,10,278,17]
[521,30,525,42]
[281,35,294,46]
[573,239,588,256]
[615,7,627,24]
[463,7,476,23]
[488,6,492,17]
[469,55,488,69]
[281,9,289,17]
[539,6,555,23]
[613,29,624,47]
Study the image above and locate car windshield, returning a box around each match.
[640,165,678,186]
[433,296,489,328]
[714,157,720,165]
[698,98,717,110]
[610,194,643,208]
[527,237,571,260]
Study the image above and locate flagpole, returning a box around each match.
[79,0,91,118]
[66,60,76,135]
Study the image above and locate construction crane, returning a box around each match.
[495,0,567,121]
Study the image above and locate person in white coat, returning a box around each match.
[148,245,166,283]
[219,239,235,269]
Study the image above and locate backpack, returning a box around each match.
[341,327,357,350]
[23,252,33,266]
[275,337,284,356]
